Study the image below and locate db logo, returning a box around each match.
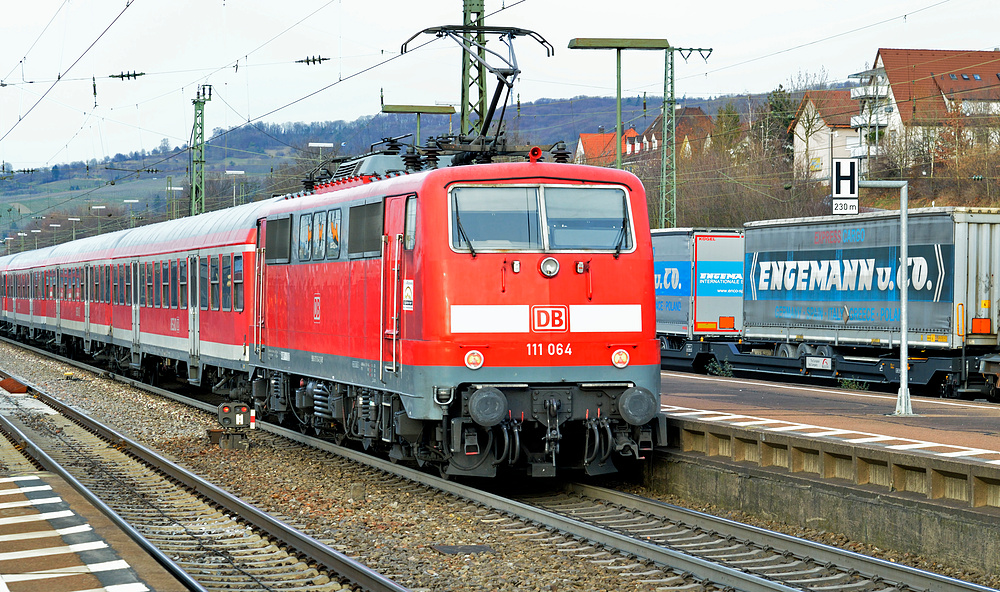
[531,305,568,332]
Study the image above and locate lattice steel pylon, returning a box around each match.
[190,85,212,216]
[460,0,488,136]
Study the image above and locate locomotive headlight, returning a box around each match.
[539,256,559,278]
[464,349,485,370]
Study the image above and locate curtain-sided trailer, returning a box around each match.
[655,208,1000,400]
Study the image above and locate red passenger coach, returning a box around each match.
[0,154,663,478]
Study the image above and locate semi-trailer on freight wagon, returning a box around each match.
[654,208,1000,400]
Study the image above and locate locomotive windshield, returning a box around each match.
[451,185,632,253]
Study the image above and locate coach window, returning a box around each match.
[170,260,179,308]
[298,213,313,261]
[200,257,209,310]
[154,263,162,307]
[125,264,132,306]
[404,196,417,250]
[146,263,154,306]
[327,209,341,259]
[313,210,327,259]
[139,264,146,306]
[179,259,188,309]
[113,266,120,304]
[221,255,232,311]
[189,256,198,309]
[120,264,126,305]
[105,265,111,303]
[233,254,244,312]
[161,262,170,307]
[210,256,220,311]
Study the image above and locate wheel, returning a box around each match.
[795,343,815,357]
[776,344,796,358]
[815,345,834,357]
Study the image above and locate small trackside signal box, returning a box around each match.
[218,402,254,429]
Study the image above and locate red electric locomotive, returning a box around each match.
[0,150,663,477]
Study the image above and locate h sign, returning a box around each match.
[832,158,859,198]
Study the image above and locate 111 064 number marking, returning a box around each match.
[527,343,573,356]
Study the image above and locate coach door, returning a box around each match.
[188,255,200,382]
[131,261,141,365]
[380,195,407,379]
[83,265,92,348]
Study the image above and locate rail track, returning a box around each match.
[1,336,997,592]
[0,367,407,592]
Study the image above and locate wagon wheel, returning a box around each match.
[776,344,797,358]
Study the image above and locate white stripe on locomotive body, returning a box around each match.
[450,304,643,333]
[451,305,530,333]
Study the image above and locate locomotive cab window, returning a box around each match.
[449,185,633,253]
[327,209,342,259]
[313,210,327,259]
[298,213,312,261]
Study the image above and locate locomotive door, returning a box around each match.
[380,195,406,378]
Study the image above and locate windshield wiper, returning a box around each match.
[613,206,628,259]
[454,207,477,258]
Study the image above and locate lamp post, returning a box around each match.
[308,142,334,159]
[124,199,139,228]
[67,217,80,240]
[48,223,60,246]
[90,205,106,234]
[17,232,26,252]
[166,176,184,220]
[30,229,40,249]
[569,38,710,228]
[225,170,245,207]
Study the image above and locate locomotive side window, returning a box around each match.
[348,201,383,258]
[221,255,232,311]
[233,254,244,312]
[210,256,220,311]
[298,213,312,261]
[404,196,417,250]
[313,211,327,259]
[264,215,292,264]
[327,209,341,259]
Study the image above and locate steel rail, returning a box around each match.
[2,367,410,592]
[567,483,996,592]
[0,410,208,592]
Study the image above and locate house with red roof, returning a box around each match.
[850,48,1000,169]
[572,126,641,166]
[788,89,855,182]
[638,106,714,158]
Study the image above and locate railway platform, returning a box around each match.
[651,370,1000,576]
[0,471,189,592]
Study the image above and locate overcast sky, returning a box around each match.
[1,0,996,169]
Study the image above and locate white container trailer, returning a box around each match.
[743,207,1000,350]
